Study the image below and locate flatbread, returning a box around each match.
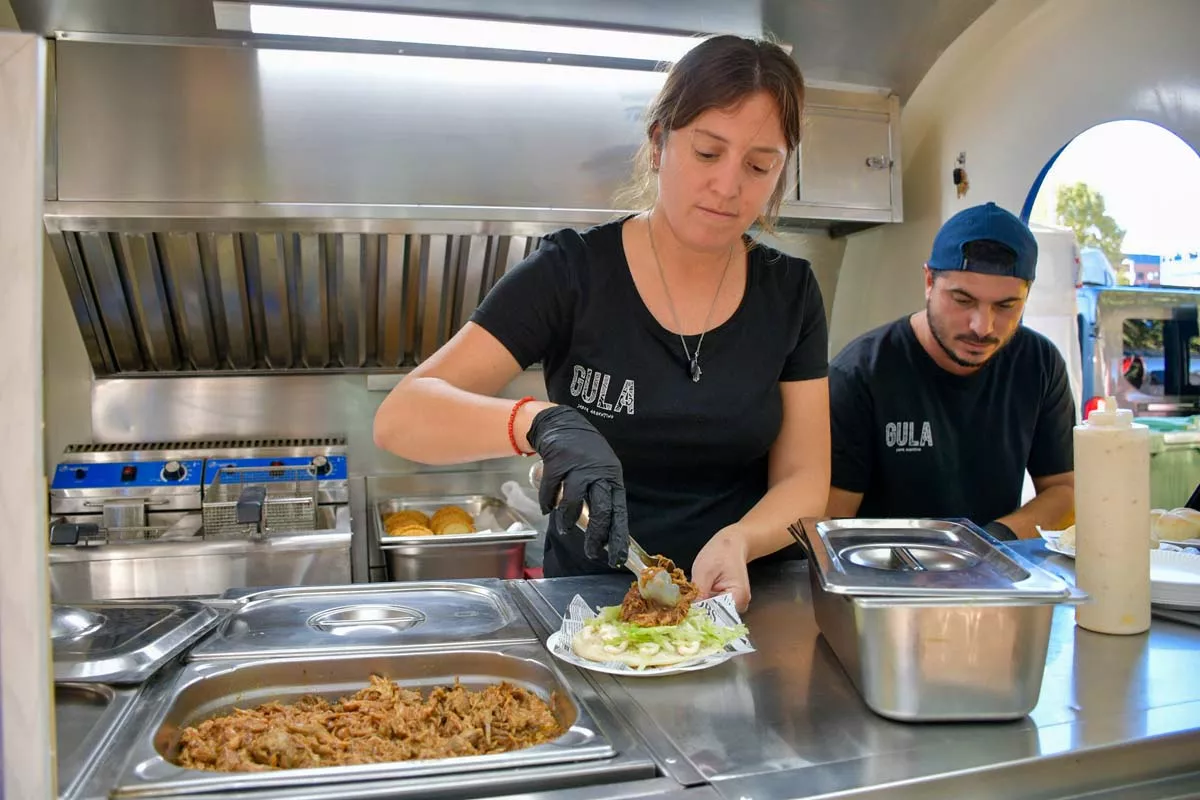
[387,522,435,537]
[433,521,475,535]
[386,509,430,529]
[570,629,722,669]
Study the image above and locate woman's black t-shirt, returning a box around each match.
[470,218,828,576]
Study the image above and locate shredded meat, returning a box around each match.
[618,556,699,627]
[174,676,563,772]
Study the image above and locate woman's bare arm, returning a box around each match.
[737,377,831,558]
[372,322,553,465]
[691,378,831,609]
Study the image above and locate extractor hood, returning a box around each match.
[46,223,541,376]
[30,1,911,378]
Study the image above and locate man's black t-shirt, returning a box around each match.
[471,218,828,576]
[829,316,1074,524]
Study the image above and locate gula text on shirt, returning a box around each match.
[885,420,933,453]
[570,364,635,419]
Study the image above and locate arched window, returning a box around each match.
[1023,120,1200,289]
[1024,120,1200,420]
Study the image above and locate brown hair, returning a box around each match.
[617,34,804,233]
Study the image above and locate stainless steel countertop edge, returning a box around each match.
[509,580,712,788]
[708,723,1200,800]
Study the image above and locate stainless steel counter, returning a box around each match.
[61,543,1200,800]
[518,542,1200,800]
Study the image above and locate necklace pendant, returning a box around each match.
[689,356,702,383]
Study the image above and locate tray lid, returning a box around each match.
[52,600,221,684]
[793,518,1081,602]
[187,580,537,661]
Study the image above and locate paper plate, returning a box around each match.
[1042,535,1076,558]
[1041,539,1200,608]
[1149,549,1200,609]
[546,631,740,677]
[544,593,754,678]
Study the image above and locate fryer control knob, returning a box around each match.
[311,455,332,476]
[162,460,185,481]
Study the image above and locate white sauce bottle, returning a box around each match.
[1073,396,1151,635]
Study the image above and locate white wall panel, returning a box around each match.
[832,0,1200,355]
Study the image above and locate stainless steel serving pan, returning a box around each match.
[374,495,538,581]
[792,518,1087,722]
[188,581,537,661]
[56,682,140,800]
[106,646,617,798]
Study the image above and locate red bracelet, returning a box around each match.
[507,396,537,456]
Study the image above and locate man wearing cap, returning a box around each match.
[826,202,1075,540]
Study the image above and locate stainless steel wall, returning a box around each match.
[84,371,548,477]
[13,0,763,42]
[54,41,666,207]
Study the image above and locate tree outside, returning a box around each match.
[1055,181,1128,278]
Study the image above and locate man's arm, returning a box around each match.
[996,344,1077,539]
[826,360,874,518]
[994,471,1075,539]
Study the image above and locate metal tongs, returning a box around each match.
[528,461,680,607]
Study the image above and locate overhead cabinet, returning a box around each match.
[780,87,903,226]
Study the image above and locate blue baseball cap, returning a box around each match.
[927,202,1038,281]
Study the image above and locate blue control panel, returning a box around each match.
[202,455,349,485]
[51,459,205,490]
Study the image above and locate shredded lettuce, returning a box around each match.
[584,605,746,650]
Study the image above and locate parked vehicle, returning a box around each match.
[1078,246,1118,287]
[1077,285,1200,418]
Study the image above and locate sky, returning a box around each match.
[1028,120,1200,258]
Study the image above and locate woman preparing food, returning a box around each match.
[373,34,830,611]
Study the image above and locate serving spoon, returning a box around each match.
[528,461,681,607]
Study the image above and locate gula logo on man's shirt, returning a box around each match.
[570,365,635,419]
[885,420,933,453]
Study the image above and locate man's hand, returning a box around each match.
[691,526,752,612]
[984,520,1019,541]
[993,472,1075,540]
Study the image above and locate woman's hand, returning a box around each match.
[527,406,629,568]
[691,526,752,612]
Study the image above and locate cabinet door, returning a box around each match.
[796,106,894,210]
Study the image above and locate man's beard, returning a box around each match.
[926,301,1011,369]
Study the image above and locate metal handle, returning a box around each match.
[82,499,169,509]
[529,461,593,531]
[50,520,95,546]
[236,485,268,524]
[892,546,926,572]
[865,155,892,170]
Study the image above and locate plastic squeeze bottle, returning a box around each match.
[1073,396,1151,635]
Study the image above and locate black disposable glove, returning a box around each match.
[527,405,630,568]
[984,520,1018,542]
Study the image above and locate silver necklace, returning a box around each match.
[646,214,734,383]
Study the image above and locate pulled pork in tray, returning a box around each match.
[618,556,699,628]
[175,676,564,772]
